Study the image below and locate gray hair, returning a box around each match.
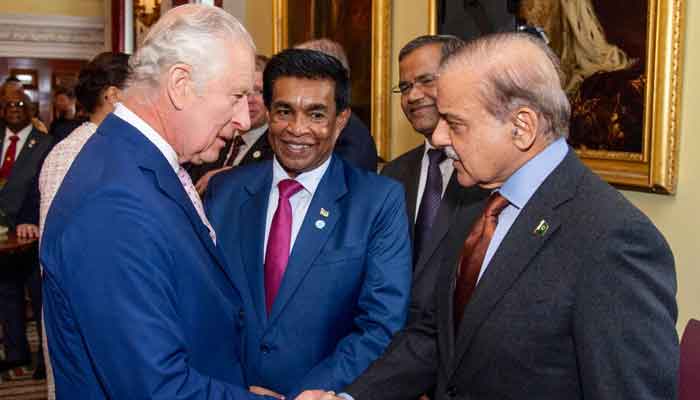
[441,32,571,139]
[126,4,254,92]
[399,34,465,63]
[295,38,350,75]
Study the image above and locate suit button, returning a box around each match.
[446,386,458,398]
[260,344,271,354]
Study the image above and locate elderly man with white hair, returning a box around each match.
[41,5,272,399]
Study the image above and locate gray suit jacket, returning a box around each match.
[0,123,53,227]
[347,149,678,400]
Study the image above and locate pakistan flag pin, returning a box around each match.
[533,220,549,237]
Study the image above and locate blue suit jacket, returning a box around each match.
[205,156,412,398]
[41,114,267,400]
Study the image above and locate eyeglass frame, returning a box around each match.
[391,73,439,95]
[3,100,26,109]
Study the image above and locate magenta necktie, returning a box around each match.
[264,179,304,314]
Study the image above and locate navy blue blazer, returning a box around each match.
[205,156,412,398]
[41,114,267,400]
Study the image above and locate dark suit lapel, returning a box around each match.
[101,116,235,289]
[8,128,42,177]
[0,127,6,157]
[240,129,272,165]
[414,176,487,275]
[447,150,581,379]
[267,157,347,326]
[404,146,424,239]
[240,167,273,325]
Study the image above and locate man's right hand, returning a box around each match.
[195,166,232,196]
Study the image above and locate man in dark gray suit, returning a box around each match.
[303,32,678,400]
[0,89,53,374]
[382,35,487,323]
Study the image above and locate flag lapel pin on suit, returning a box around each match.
[533,219,549,236]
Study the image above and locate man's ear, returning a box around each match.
[511,106,539,151]
[166,63,194,111]
[104,86,120,106]
[333,108,351,139]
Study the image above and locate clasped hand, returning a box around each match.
[249,387,342,400]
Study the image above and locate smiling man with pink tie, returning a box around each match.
[205,48,412,400]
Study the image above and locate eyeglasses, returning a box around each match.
[392,74,438,95]
[3,101,25,109]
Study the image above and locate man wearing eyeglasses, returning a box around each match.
[382,35,488,324]
[188,54,275,195]
[0,89,53,375]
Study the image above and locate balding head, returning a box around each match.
[441,32,570,139]
[295,39,350,75]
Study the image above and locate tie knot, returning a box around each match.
[233,135,245,146]
[484,192,509,217]
[8,135,19,143]
[427,148,446,165]
[278,179,304,199]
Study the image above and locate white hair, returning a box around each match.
[126,4,255,92]
[442,33,571,139]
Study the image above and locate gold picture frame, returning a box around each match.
[431,0,685,194]
[272,0,392,161]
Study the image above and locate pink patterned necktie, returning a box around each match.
[264,179,304,314]
[177,167,217,244]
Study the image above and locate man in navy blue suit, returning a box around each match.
[205,49,412,399]
[41,5,272,399]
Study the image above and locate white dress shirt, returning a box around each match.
[113,103,179,172]
[2,124,33,162]
[227,124,268,166]
[414,139,454,221]
[263,155,332,257]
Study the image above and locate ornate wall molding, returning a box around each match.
[0,14,105,60]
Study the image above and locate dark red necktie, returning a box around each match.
[453,193,509,331]
[264,179,304,314]
[0,135,20,180]
[224,135,246,167]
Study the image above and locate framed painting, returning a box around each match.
[272,0,392,161]
[432,0,685,194]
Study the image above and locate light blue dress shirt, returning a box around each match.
[477,137,568,284]
[337,138,569,400]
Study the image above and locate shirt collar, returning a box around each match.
[498,137,568,209]
[271,154,332,197]
[5,124,32,141]
[113,103,180,173]
[240,124,268,146]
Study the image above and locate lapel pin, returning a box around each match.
[315,220,326,229]
[27,139,36,149]
[533,220,549,237]
[252,150,262,159]
[320,208,329,218]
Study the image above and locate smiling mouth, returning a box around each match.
[282,141,313,153]
[410,105,435,114]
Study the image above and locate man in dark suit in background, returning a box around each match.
[308,32,678,400]
[382,35,487,323]
[206,48,411,400]
[190,54,275,195]
[0,90,53,375]
[296,39,378,172]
